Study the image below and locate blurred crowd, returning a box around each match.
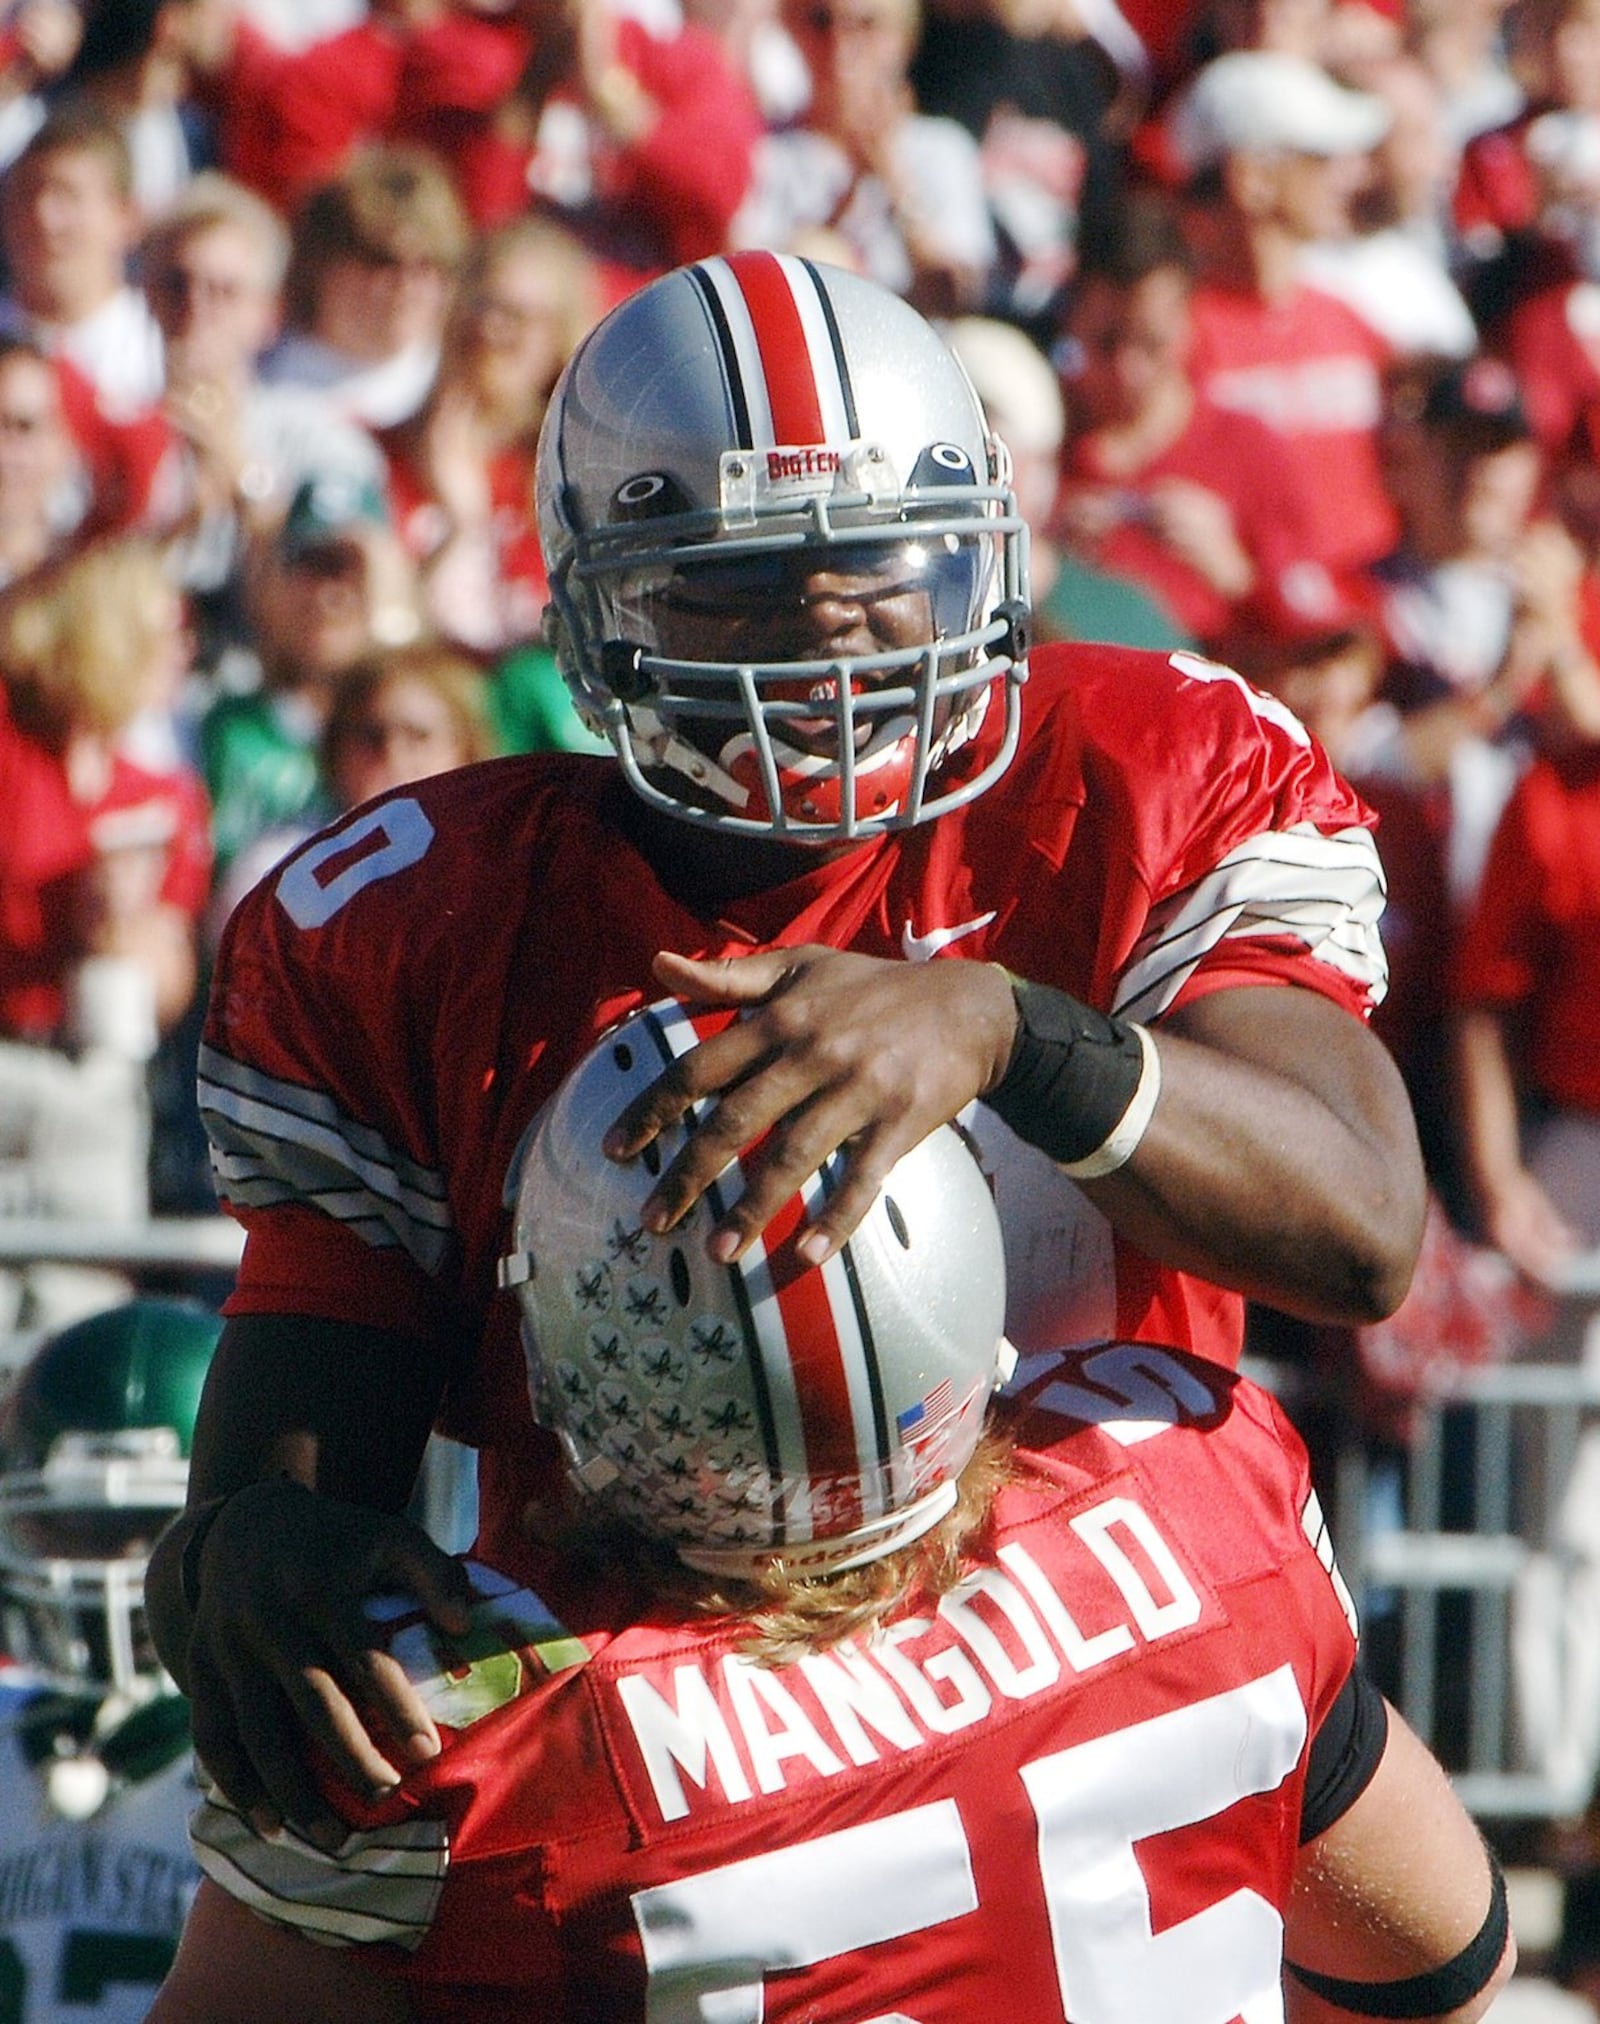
[0,8,1597,1380]
[2,0,1599,1406]
[0,0,1598,2001]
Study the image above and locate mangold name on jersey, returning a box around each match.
[617,1490,1202,1823]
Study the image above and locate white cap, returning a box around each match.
[944,316,1064,458]
[1167,51,1391,177]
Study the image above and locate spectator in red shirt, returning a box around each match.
[505,0,764,298]
[1163,47,1401,577]
[1452,629,1600,1293]
[1054,184,1323,655]
[196,0,413,219]
[1365,356,1564,900]
[1453,0,1600,318]
[0,339,90,584]
[0,100,165,417]
[195,0,537,227]
[0,535,210,1328]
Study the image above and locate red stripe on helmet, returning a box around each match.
[724,251,828,446]
[760,1187,865,1529]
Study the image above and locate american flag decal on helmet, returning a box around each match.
[689,251,860,453]
[634,994,891,1545]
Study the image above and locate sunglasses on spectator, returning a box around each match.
[285,544,365,581]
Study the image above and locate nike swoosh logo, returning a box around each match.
[900,911,996,962]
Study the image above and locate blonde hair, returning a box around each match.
[453,214,601,373]
[541,1428,1016,1669]
[0,539,174,747]
[141,170,291,293]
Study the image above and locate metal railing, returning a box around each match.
[1333,1362,1600,1820]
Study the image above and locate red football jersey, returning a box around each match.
[189,1344,1359,2023]
[199,642,1385,1576]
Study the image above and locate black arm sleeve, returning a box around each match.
[1300,1662,1389,1845]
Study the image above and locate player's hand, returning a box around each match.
[603,945,1018,1264]
[184,1477,474,1850]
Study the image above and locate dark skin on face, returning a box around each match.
[145,555,1426,1848]
[637,548,945,794]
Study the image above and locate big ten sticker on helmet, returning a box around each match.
[364,1560,590,1734]
[762,444,841,486]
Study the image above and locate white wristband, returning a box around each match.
[1055,1022,1161,1179]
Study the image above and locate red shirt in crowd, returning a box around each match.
[0,693,211,1041]
[1452,738,1600,1117]
[1058,392,1322,650]
[1186,279,1398,577]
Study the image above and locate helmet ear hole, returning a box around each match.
[669,1248,692,1306]
[640,1139,661,1177]
[612,1042,634,1071]
[885,1195,911,1249]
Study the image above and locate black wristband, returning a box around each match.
[1287,1854,1508,2019]
[985,975,1149,1168]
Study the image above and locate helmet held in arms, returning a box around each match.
[501,998,1010,1577]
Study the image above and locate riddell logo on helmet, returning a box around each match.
[766,446,841,483]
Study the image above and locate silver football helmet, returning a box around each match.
[537,250,1030,844]
[501,999,1011,1577]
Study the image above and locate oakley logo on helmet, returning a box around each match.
[611,472,694,522]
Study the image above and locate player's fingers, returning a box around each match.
[635,1056,820,1233]
[705,1094,908,1263]
[369,1523,476,1638]
[602,1015,774,1164]
[200,1647,360,1850]
[789,1123,913,1264]
[650,946,795,1004]
[185,1648,272,1824]
[277,1644,418,1798]
[322,1631,446,1771]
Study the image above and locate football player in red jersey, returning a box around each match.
[148,1010,1507,2024]
[147,251,1427,1850]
